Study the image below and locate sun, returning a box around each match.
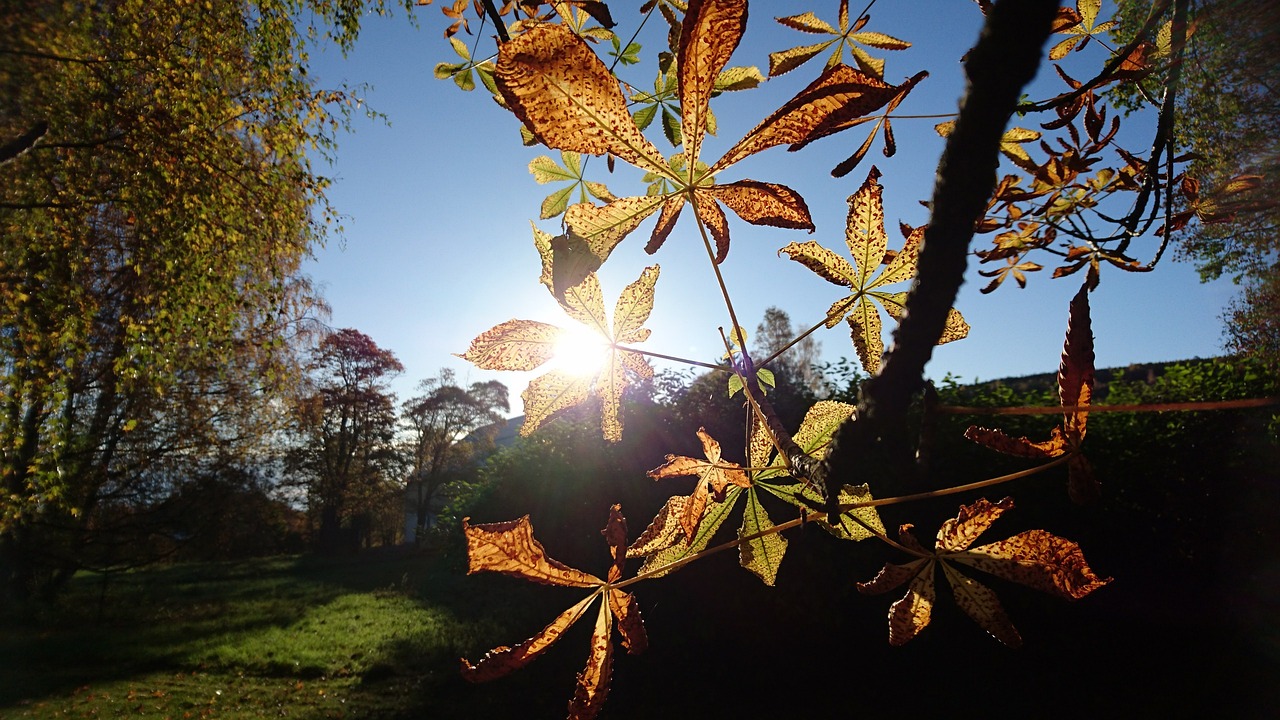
[552,325,612,377]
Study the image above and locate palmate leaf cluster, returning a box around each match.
[418,0,1232,716]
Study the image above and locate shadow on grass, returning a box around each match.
[0,554,417,706]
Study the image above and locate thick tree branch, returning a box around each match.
[820,0,1063,513]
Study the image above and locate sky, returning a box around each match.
[302,2,1238,414]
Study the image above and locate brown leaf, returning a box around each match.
[711,66,919,173]
[705,180,815,232]
[626,494,689,558]
[963,425,1068,458]
[644,195,686,254]
[940,563,1022,647]
[607,589,648,654]
[567,600,613,720]
[1068,453,1099,505]
[461,593,597,682]
[496,24,667,175]
[1059,284,1094,445]
[690,190,731,262]
[678,0,748,168]
[888,560,936,645]
[464,516,602,586]
[647,428,750,538]
[857,557,928,595]
[955,528,1112,600]
[935,496,1014,553]
[602,504,628,583]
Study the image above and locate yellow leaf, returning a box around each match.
[521,370,593,436]
[612,265,659,343]
[564,195,667,268]
[457,319,562,371]
[778,240,858,290]
[847,297,884,374]
[768,40,834,77]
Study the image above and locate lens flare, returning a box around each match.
[552,326,611,377]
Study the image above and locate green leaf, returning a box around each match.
[637,486,743,578]
[739,488,787,585]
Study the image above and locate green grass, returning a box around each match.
[0,551,558,719]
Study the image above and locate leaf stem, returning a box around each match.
[612,344,730,372]
[614,455,1071,589]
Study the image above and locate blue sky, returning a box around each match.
[304,2,1238,413]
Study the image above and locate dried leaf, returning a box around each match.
[463,516,602,586]
[637,486,742,578]
[888,560,936,645]
[847,298,884,373]
[626,494,689,558]
[935,497,1014,552]
[861,498,1109,646]
[602,504,628,583]
[954,528,1112,600]
[567,600,613,720]
[940,563,1022,647]
[964,425,1068,458]
[678,0,748,170]
[712,66,912,172]
[607,589,648,654]
[460,593,597,682]
[457,319,562,371]
[496,24,667,175]
[705,180,815,232]
[648,427,750,539]
[857,557,927,595]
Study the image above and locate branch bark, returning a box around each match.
[820,0,1063,511]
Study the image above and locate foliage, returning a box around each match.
[414,0,1274,716]
[287,329,405,553]
[402,369,510,544]
[407,0,1269,707]
[0,0,414,602]
[1110,0,1280,363]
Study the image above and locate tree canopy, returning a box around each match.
[0,0,407,600]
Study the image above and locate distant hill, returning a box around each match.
[961,357,1220,398]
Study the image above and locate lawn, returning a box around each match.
[4,531,1277,718]
[0,549,574,719]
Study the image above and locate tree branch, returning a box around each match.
[820,0,1063,514]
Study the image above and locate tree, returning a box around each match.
[752,307,824,396]
[402,370,509,545]
[0,0,408,601]
[1113,0,1280,363]
[288,329,404,552]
